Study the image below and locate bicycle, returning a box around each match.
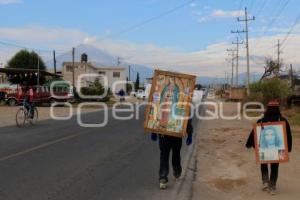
[16,101,38,127]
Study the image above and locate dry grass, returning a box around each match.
[282,107,300,137]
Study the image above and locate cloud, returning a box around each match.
[191,8,243,24]
[0,0,21,5]
[0,25,300,77]
[211,9,244,18]
[189,2,197,8]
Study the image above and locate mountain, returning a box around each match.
[196,72,262,86]
[45,44,154,82]
[45,44,262,85]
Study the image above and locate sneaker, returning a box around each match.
[159,182,167,190]
[269,188,277,196]
[262,183,269,191]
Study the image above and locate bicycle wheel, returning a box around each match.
[29,107,38,125]
[16,108,26,128]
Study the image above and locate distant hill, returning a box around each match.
[196,72,262,86]
[45,44,262,85]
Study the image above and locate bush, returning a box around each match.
[79,78,109,102]
[248,78,291,105]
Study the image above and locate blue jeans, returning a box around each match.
[24,101,34,118]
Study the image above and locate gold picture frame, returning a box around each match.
[144,70,196,138]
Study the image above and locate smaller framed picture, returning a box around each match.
[253,121,289,164]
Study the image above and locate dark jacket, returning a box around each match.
[246,116,293,152]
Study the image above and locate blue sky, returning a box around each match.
[0,0,300,76]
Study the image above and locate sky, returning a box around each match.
[0,0,300,78]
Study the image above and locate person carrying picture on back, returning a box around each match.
[246,100,292,195]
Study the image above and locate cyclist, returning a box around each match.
[24,86,34,118]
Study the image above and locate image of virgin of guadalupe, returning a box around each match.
[159,78,179,129]
[259,126,284,161]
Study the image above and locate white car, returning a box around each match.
[136,90,147,100]
[192,90,203,103]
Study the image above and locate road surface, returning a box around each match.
[0,106,199,200]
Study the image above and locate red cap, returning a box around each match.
[267,99,280,107]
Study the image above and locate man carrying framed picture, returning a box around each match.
[246,100,293,195]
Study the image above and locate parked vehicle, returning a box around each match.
[192,90,204,103]
[6,85,73,106]
[136,89,147,100]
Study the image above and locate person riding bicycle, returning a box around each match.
[24,86,34,118]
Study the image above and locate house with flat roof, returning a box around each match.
[62,54,126,93]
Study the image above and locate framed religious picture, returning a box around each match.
[143,69,196,138]
[253,121,289,164]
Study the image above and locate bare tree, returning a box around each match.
[260,58,282,81]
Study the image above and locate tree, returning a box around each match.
[5,50,47,85]
[80,78,109,102]
[260,58,282,81]
[248,78,291,105]
[6,50,46,70]
[135,72,140,91]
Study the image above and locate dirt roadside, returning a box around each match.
[192,101,300,200]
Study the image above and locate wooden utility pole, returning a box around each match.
[232,7,255,87]
[53,50,57,74]
[232,38,243,86]
[72,47,75,87]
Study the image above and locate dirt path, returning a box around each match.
[192,101,300,200]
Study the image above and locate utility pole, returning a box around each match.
[128,65,131,81]
[37,51,40,88]
[117,57,121,66]
[53,50,57,75]
[227,49,236,87]
[276,40,281,76]
[290,64,294,89]
[231,7,255,87]
[72,47,75,87]
[232,37,243,86]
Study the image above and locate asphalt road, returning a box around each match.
[0,105,199,200]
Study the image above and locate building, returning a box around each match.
[62,54,126,93]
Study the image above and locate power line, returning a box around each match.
[0,40,67,53]
[260,0,291,36]
[239,0,245,10]
[254,0,269,17]
[1,0,195,64]
[281,13,300,50]
[99,0,195,40]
